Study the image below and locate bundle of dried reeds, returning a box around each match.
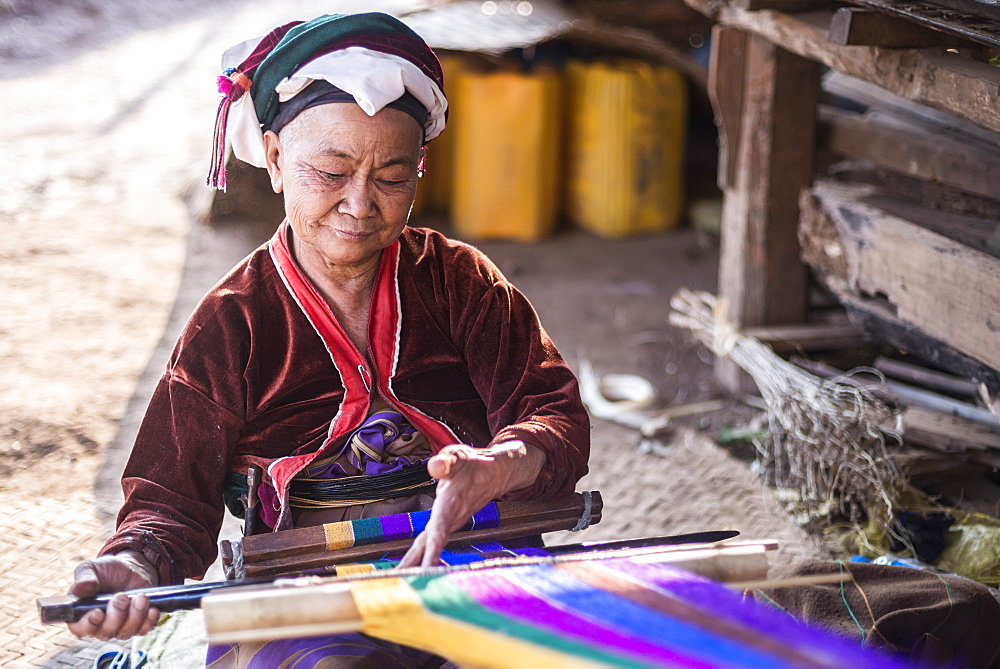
[669,289,904,532]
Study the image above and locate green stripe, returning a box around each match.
[352,517,383,545]
[407,576,648,668]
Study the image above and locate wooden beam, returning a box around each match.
[827,162,1000,219]
[568,20,708,88]
[828,7,965,47]
[839,292,1000,394]
[902,406,1000,461]
[683,1,1000,135]
[708,26,747,190]
[799,180,1000,374]
[731,0,828,12]
[905,0,1000,22]
[742,322,869,354]
[714,31,820,390]
[874,356,980,399]
[819,106,1000,203]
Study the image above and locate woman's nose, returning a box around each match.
[337,174,376,219]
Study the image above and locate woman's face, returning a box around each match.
[263,103,422,272]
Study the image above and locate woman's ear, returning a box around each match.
[263,130,284,194]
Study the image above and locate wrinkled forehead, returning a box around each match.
[280,103,424,161]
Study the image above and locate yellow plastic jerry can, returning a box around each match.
[565,59,687,238]
[450,66,563,241]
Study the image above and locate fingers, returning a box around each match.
[397,532,427,568]
[101,594,132,640]
[397,523,449,568]
[70,562,101,599]
[67,608,105,639]
[400,443,536,571]
[426,447,461,480]
[141,607,161,636]
[420,527,447,568]
[67,594,159,641]
[427,443,493,480]
[111,594,151,640]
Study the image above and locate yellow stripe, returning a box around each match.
[323,521,356,551]
[351,578,609,669]
[335,563,378,576]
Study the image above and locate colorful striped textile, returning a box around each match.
[322,502,500,551]
[352,557,914,668]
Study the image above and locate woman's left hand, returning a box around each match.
[398,441,545,568]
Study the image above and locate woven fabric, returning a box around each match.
[352,558,913,668]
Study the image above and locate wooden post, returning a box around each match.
[709,27,747,191]
[711,29,820,391]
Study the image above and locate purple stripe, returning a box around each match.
[380,511,414,542]
[205,644,235,666]
[237,22,300,76]
[238,633,437,668]
[450,567,715,668]
[602,559,911,669]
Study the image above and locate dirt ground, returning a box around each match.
[0,1,825,665]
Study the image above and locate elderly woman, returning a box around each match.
[65,12,589,666]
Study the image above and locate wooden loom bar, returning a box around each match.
[242,511,604,578]
[203,541,778,645]
[241,493,598,562]
[37,532,741,625]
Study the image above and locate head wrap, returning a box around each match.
[267,80,428,136]
[208,12,448,190]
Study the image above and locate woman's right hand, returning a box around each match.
[66,551,160,641]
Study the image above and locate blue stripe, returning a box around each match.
[503,565,798,669]
[467,502,500,530]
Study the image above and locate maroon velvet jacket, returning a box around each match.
[101,224,590,584]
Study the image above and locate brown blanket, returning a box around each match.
[755,560,1000,668]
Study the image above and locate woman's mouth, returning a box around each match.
[333,228,375,241]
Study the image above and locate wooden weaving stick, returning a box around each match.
[37,531,739,625]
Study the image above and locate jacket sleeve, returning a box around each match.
[98,291,250,585]
[99,374,243,584]
[448,248,591,500]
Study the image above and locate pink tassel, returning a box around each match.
[207,97,232,190]
[207,72,252,190]
[217,75,235,96]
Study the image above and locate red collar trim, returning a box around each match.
[265,223,459,520]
